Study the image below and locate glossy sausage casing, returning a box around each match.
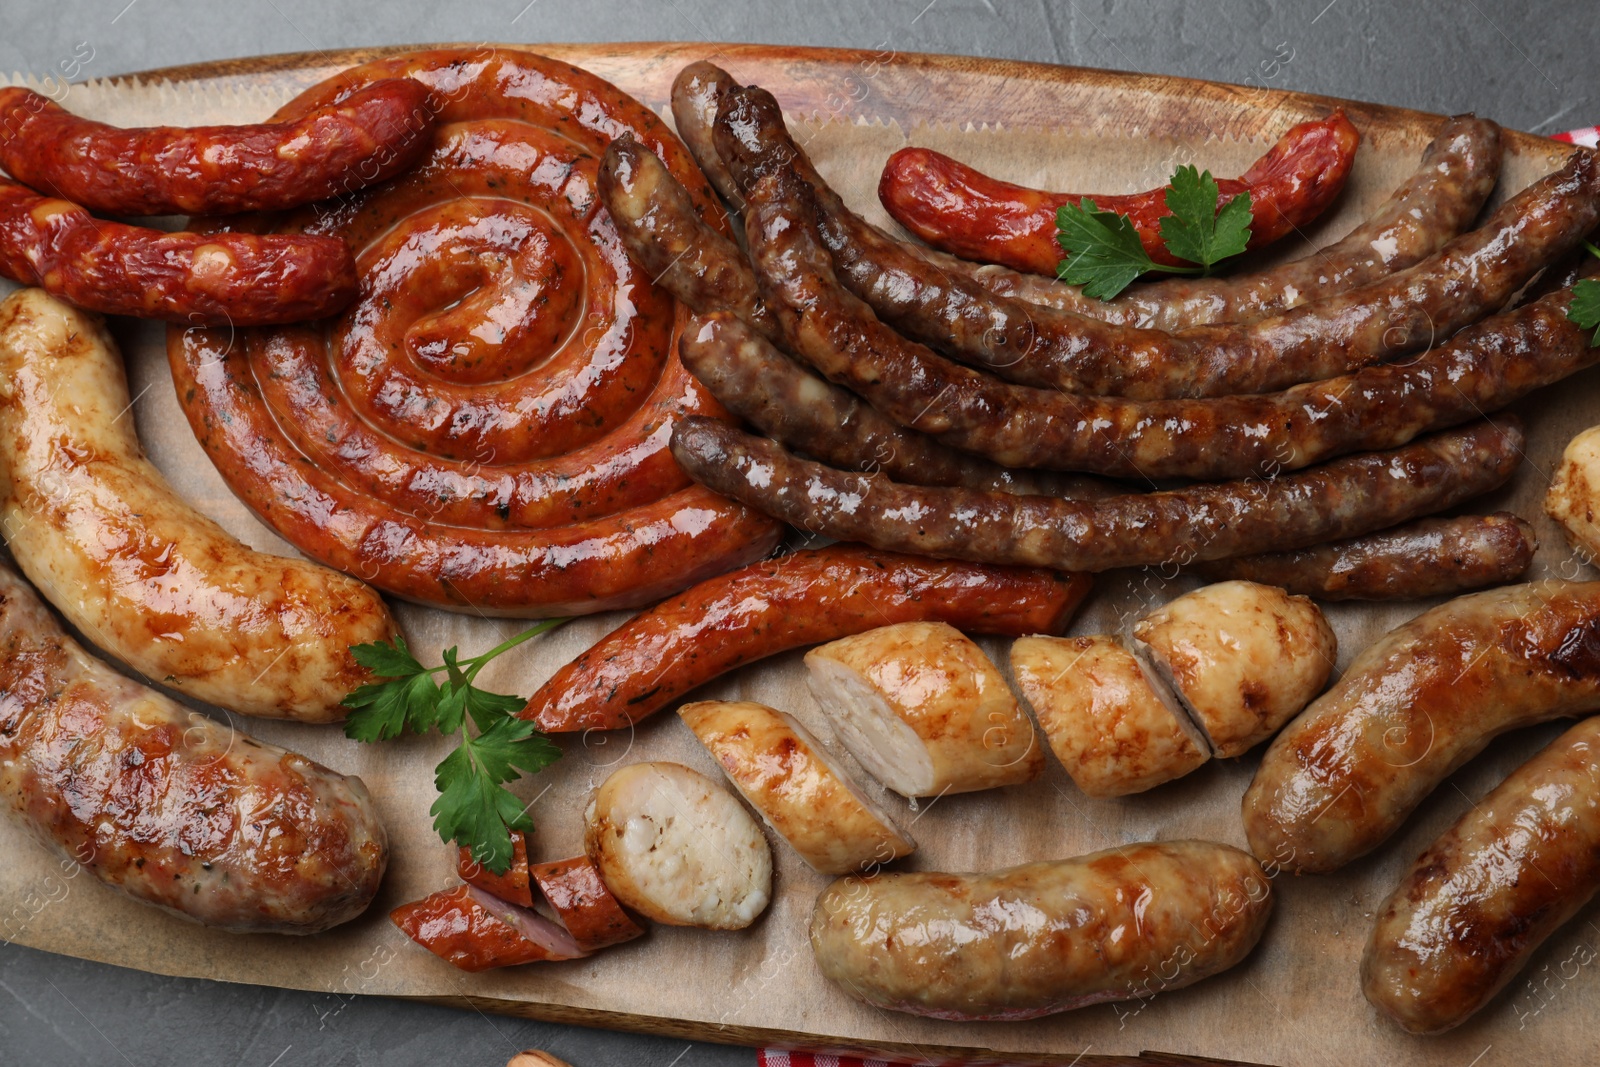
[521,545,1091,734]
[0,289,398,722]
[1362,714,1600,1034]
[1244,581,1600,874]
[0,560,387,932]
[809,841,1272,1020]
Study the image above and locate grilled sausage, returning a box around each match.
[0,559,387,933]
[0,178,356,325]
[809,840,1272,1020]
[584,761,771,930]
[804,622,1045,796]
[391,884,586,971]
[1547,425,1600,564]
[1131,581,1337,758]
[669,64,1500,332]
[527,857,648,951]
[167,49,782,615]
[717,84,1590,402]
[0,79,433,216]
[1010,634,1210,797]
[520,545,1091,734]
[0,289,398,722]
[1362,714,1600,1034]
[878,113,1359,273]
[457,830,533,908]
[730,144,1594,481]
[669,416,1524,573]
[1190,513,1537,600]
[1243,581,1600,874]
[680,700,915,875]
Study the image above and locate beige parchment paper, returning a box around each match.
[0,58,1592,1066]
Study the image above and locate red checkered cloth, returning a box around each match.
[755,120,1600,1067]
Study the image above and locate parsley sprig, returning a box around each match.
[1056,165,1254,300]
[342,621,568,874]
[1565,241,1600,346]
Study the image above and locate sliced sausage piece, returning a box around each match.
[390,884,587,972]
[457,830,533,908]
[1244,581,1600,874]
[1363,714,1600,1034]
[527,857,648,951]
[680,700,915,874]
[1547,425,1600,562]
[584,761,771,930]
[1132,581,1337,758]
[809,840,1273,1020]
[804,621,1045,797]
[1010,635,1210,797]
[1189,513,1537,601]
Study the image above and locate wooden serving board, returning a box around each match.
[0,41,1590,1067]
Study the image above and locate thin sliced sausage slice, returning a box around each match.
[527,857,648,951]
[457,830,533,908]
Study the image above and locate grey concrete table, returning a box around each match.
[0,1,1594,1064]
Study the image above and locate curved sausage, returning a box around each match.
[732,155,1593,481]
[0,79,433,216]
[718,84,1595,401]
[808,840,1272,1021]
[957,116,1504,330]
[1190,513,1537,600]
[520,544,1091,734]
[167,49,781,614]
[0,559,387,933]
[1243,580,1600,874]
[1363,714,1600,1034]
[878,113,1359,272]
[669,416,1524,574]
[0,289,398,722]
[0,177,356,324]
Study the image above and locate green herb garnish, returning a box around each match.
[1056,165,1254,300]
[1565,241,1600,346]
[342,622,567,874]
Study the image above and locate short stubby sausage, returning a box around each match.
[168,49,780,614]
[0,559,387,933]
[0,177,357,324]
[717,84,1590,402]
[0,289,398,722]
[1362,714,1600,1034]
[670,416,1524,574]
[1190,513,1537,601]
[521,545,1090,734]
[1243,581,1600,874]
[732,150,1594,482]
[808,840,1273,1021]
[0,79,433,216]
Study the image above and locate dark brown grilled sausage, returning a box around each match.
[717,84,1594,401]
[670,61,743,209]
[1363,714,1600,1034]
[0,79,434,216]
[670,416,1523,573]
[679,311,1112,499]
[0,560,387,933]
[731,157,1594,481]
[0,178,357,324]
[1191,513,1537,600]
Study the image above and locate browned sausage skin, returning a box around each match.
[716,84,1587,402]
[730,155,1592,482]
[0,560,387,933]
[1363,714,1600,1034]
[520,545,1090,734]
[669,416,1523,573]
[1244,581,1600,874]
[809,841,1272,1021]
[0,79,434,216]
[0,178,357,325]
[669,65,1502,332]
[1191,513,1537,600]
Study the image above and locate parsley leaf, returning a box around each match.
[1565,241,1600,347]
[1159,166,1253,269]
[340,618,569,873]
[1055,164,1256,301]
